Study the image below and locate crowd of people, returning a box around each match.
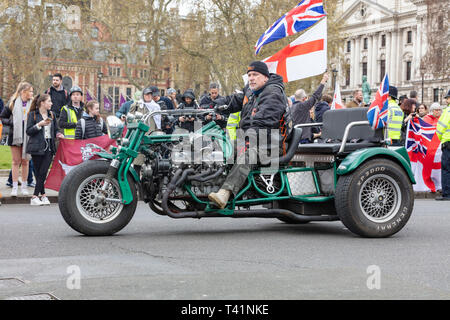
[1,65,449,206]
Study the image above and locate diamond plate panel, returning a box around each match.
[287,171,317,195]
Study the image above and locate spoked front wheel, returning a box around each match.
[58,160,138,236]
[335,159,414,238]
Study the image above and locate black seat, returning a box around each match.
[296,108,383,155]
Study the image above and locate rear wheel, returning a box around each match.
[58,160,138,236]
[335,158,414,237]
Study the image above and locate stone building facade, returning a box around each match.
[336,0,449,105]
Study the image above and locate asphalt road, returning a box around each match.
[0,200,449,300]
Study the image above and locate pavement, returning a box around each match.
[0,171,58,205]
[0,200,449,300]
[0,168,442,205]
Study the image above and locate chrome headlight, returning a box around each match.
[106,116,124,139]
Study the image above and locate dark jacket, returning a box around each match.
[26,110,59,155]
[314,100,330,123]
[59,102,84,130]
[160,96,174,110]
[227,74,286,133]
[0,97,4,114]
[46,86,69,118]
[116,100,134,118]
[199,94,228,129]
[0,105,15,146]
[291,84,324,140]
[155,98,174,133]
[74,113,107,140]
[176,90,199,132]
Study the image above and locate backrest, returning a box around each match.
[321,108,383,142]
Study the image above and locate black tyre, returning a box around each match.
[58,160,138,236]
[335,158,414,238]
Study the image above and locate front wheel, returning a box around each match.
[335,158,414,238]
[58,160,138,236]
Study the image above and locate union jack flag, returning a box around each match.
[405,117,442,192]
[406,117,437,158]
[367,74,389,129]
[254,0,326,55]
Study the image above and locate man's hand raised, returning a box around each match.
[321,72,329,85]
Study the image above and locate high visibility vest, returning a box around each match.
[387,100,403,140]
[437,107,450,143]
[226,112,240,141]
[61,105,78,139]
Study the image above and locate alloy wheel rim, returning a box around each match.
[76,174,124,224]
[359,174,401,223]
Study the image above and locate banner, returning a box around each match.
[45,136,116,191]
[104,96,112,112]
[406,117,442,192]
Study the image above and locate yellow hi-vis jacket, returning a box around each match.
[60,105,79,139]
[226,112,240,141]
[387,99,403,140]
[437,107,450,143]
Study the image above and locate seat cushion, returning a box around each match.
[296,142,381,154]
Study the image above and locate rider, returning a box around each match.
[59,86,84,140]
[208,61,287,209]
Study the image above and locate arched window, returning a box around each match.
[63,76,73,90]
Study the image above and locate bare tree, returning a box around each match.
[421,0,450,80]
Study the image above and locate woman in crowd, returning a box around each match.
[75,101,107,139]
[417,103,428,118]
[0,82,34,196]
[400,98,417,145]
[423,103,443,126]
[167,88,178,109]
[26,94,64,205]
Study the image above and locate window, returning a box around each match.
[91,27,99,39]
[363,38,368,50]
[407,31,412,44]
[381,34,386,47]
[116,67,121,77]
[380,59,386,82]
[345,66,350,86]
[126,87,132,99]
[362,62,367,77]
[433,89,439,102]
[45,6,53,19]
[347,41,351,53]
[438,15,444,30]
[406,61,412,81]
[114,87,120,107]
[108,67,113,76]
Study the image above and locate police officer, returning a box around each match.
[445,89,450,109]
[59,86,84,140]
[226,112,240,141]
[436,106,450,201]
[387,86,403,146]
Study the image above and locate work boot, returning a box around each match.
[208,189,231,209]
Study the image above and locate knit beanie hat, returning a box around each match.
[247,61,270,78]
